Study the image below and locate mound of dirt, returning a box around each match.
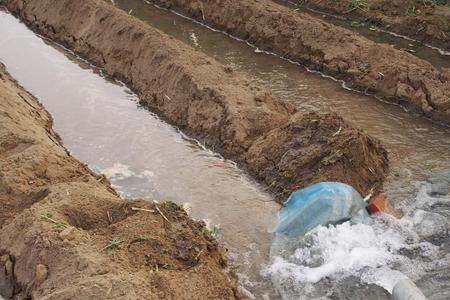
[4,0,388,200]
[0,64,238,299]
[137,0,450,124]
[301,0,450,52]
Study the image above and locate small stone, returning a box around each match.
[413,210,449,238]
[426,181,449,196]
[59,226,76,241]
[426,170,450,196]
[395,83,414,99]
[5,259,13,276]
[0,255,9,264]
[35,264,48,284]
[223,66,233,74]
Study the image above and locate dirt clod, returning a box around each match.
[34,264,48,285]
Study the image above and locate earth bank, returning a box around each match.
[297,0,450,53]
[4,0,388,200]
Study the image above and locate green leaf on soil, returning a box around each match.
[357,62,370,72]
[103,237,125,251]
[39,211,68,228]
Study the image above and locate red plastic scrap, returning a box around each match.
[367,193,399,217]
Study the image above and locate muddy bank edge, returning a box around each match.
[142,0,450,124]
[4,0,388,200]
[0,63,240,299]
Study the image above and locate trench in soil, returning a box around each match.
[1,4,450,300]
[273,0,450,69]
[113,0,450,187]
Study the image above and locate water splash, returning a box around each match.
[265,183,450,299]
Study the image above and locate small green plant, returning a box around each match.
[406,1,418,16]
[136,99,147,109]
[201,224,221,237]
[350,16,382,28]
[39,211,68,228]
[357,62,370,72]
[102,237,125,251]
[350,20,363,27]
[416,22,426,33]
[420,0,449,6]
[348,0,369,12]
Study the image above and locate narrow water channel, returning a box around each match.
[0,12,279,299]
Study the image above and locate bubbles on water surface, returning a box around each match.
[99,163,157,199]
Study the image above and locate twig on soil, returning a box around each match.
[107,210,113,223]
[102,237,125,251]
[363,187,374,202]
[131,207,156,213]
[106,286,113,296]
[154,204,171,224]
[332,126,342,136]
[200,3,206,20]
[345,0,369,13]
[39,211,68,228]
[195,249,204,261]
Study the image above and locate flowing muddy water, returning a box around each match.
[274,0,450,69]
[114,0,450,197]
[2,2,450,299]
[0,11,279,299]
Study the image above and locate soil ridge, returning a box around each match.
[143,0,450,124]
[4,0,389,200]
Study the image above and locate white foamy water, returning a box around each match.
[265,183,450,299]
[101,163,136,180]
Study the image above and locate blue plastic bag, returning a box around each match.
[275,182,369,239]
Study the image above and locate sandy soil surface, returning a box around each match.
[300,0,450,52]
[137,0,450,125]
[0,63,239,299]
[4,0,388,200]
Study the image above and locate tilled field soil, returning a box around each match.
[4,0,388,200]
[299,0,450,52]
[140,0,450,124]
[0,63,239,299]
